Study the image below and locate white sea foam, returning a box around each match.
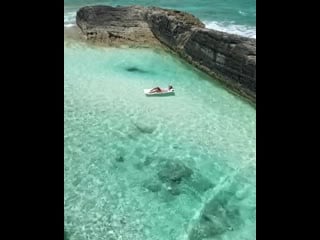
[203,21,256,39]
[63,8,256,39]
[238,10,248,16]
[64,10,76,27]
[64,23,76,28]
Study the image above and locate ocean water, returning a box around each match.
[64,0,256,38]
[64,1,256,239]
[64,39,256,240]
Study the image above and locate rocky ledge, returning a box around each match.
[76,5,256,103]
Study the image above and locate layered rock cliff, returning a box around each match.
[76,5,256,102]
[76,5,160,46]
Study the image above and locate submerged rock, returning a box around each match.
[115,156,124,162]
[188,188,245,239]
[140,158,214,197]
[64,230,71,240]
[143,180,162,192]
[166,184,181,195]
[143,156,152,166]
[158,161,193,184]
[187,175,214,193]
[132,121,156,134]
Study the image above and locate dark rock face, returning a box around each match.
[76,5,256,102]
[76,5,160,46]
[146,9,256,101]
[184,29,256,99]
[146,7,205,49]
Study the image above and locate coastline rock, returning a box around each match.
[76,5,160,46]
[76,5,256,102]
[145,7,205,49]
[145,8,256,101]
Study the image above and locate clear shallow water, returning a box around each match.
[64,0,256,38]
[64,40,256,240]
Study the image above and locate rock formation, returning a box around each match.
[76,5,161,46]
[77,5,256,103]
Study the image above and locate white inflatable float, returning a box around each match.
[144,87,175,96]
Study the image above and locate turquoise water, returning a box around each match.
[64,0,256,38]
[64,1,256,239]
[64,40,256,240]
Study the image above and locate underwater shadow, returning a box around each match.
[125,67,149,74]
[145,93,175,97]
